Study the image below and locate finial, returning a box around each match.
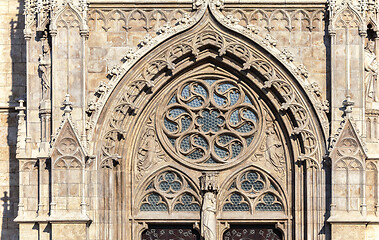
[62,94,73,117]
[16,99,26,111]
[343,94,354,118]
[16,99,26,118]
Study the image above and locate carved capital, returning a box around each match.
[200,172,218,191]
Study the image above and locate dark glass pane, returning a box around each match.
[223,225,282,240]
[142,225,200,240]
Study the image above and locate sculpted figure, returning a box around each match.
[364,41,378,101]
[39,37,51,100]
[137,128,163,178]
[265,125,285,177]
[201,192,217,240]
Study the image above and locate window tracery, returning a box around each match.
[158,75,262,169]
[139,170,201,213]
[221,169,285,213]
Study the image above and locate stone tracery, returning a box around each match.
[220,168,286,214]
[159,75,261,167]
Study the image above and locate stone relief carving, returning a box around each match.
[364,40,378,101]
[49,0,89,32]
[265,125,286,179]
[201,192,217,240]
[95,23,324,174]
[137,115,165,180]
[329,117,368,216]
[38,35,51,102]
[252,112,286,182]
[200,172,218,191]
[221,8,325,33]
[88,8,194,37]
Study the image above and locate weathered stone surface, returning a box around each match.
[0,0,377,239]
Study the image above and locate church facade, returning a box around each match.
[1,0,379,239]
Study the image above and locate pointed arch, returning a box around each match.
[89,8,328,239]
[332,3,364,29]
[50,2,86,31]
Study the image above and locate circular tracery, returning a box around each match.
[158,75,262,169]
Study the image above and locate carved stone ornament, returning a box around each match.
[218,167,286,215]
[136,114,165,180]
[265,125,286,180]
[200,172,219,191]
[94,14,326,175]
[252,113,286,182]
[86,4,329,150]
[86,8,329,237]
[50,118,87,168]
[135,169,201,215]
[329,117,367,161]
[156,73,263,170]
[364,40,378,101]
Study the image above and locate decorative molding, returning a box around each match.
[330,117,368,157]
[87,9,327,176]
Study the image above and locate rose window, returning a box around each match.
[158,76,261,168]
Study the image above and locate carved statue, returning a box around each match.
[201,192,217,240]
[364,41,378,101]
[38,37,51,101]
[265,125,285,177]
[137,128,164,179]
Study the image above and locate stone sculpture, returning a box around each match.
[364,41,378,101]
[201,192,217,240]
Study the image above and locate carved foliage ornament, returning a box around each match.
[158,75,262,168]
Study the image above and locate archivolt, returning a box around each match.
[91,6,329,239]
[93,19,326,170]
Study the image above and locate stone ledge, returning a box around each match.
[328,215,379,224]
[14,214,91,224]
[89,0,327,3]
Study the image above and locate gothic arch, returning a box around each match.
[90,5,328,240]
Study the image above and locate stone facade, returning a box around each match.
[0,0,378,239]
